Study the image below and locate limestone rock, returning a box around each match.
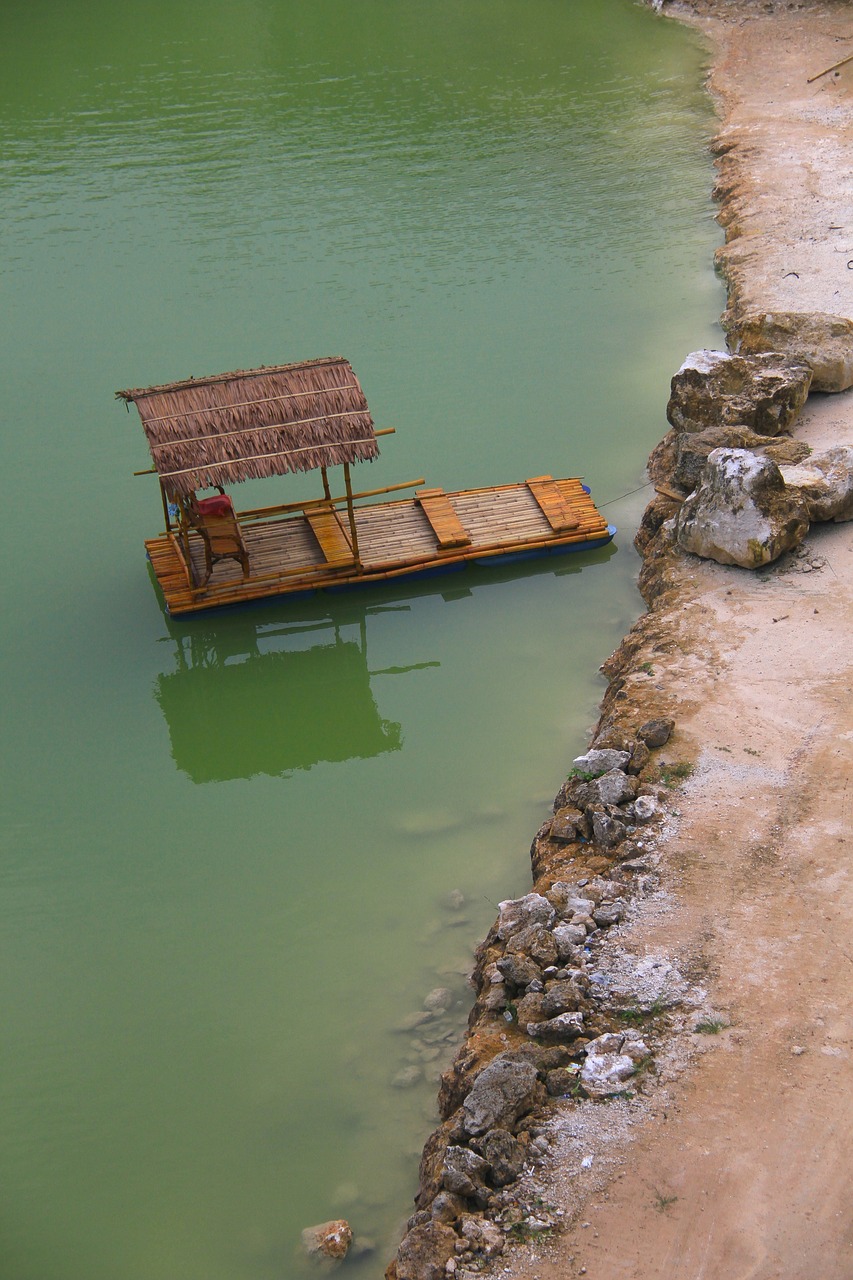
[496,952,542,991]
[505,924,558,968]
[526,1011,586,1043]
[593,902,624,928]
[580,1032,650,1098]
[540,979,582,1017]
[459,1214,505,1258]
[515,992,547,1025]
[549,807,585,842]
[561,896,596,918]
[675,448,809,568]
[301,1219,353,1266]
[482,982,509,1014]
[627,740,651,774]
[667,348,812,433]
[593,769,638,807]
[727,311,853,393]
[547,882,591,915]
[393,1221,459,1280]
[477,1128,526,1187]
[552,923,587,959]
[779,446,853,523]
[545,1066,579,1095]
[672,424,809,493]
[461,1058,543,1137]
[441,1146,490,1200]
[572,748,630,776]
[633,794,659,824]
[591,809,628,848]
[637,718,674,748]
[430,1191,467,1224]
[496,894,555,941]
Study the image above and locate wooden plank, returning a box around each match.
[306,507,356,568]
[525,475,580,532]
[415,488,472,549]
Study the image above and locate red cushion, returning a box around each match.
[197,494,233,517]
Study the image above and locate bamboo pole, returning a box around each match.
[236,477,425,521]
[167,532,194,589]
[807,51,853,83]
[159,480,172,532]
[342,463,361,568]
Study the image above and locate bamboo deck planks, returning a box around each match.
[306,507,356,568]
[525,475,581,532]
[144,477,612,613]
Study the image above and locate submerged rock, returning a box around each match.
[301,1219,353,1267]
[423,987,454,1013]
[674,448,809,567]
[392,1066,424,1089]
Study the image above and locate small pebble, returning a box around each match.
[791,1045,806,1056]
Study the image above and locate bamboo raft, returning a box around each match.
[119,356,614,616]
[144,476,613,614]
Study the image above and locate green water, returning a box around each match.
[0,1,722,1276]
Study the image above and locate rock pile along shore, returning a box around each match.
[385,718,693,1280]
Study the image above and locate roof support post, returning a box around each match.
[342,463,362,570]
[160,480,173,533]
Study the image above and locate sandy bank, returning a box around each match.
[489,3,853,1277]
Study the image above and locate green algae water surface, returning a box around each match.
[0,1,721,1275]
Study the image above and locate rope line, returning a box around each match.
[598,480,653,508]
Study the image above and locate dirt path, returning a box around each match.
[492,5,853,1277]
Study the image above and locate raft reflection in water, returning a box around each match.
[154,609,420,782]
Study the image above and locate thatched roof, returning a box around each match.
[117,356,378,496]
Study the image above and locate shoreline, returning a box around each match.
[387,3,853,1277]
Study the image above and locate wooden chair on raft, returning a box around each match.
[185,487,250,585]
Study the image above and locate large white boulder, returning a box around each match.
[674,448,809,568]
[667,348,812,434]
